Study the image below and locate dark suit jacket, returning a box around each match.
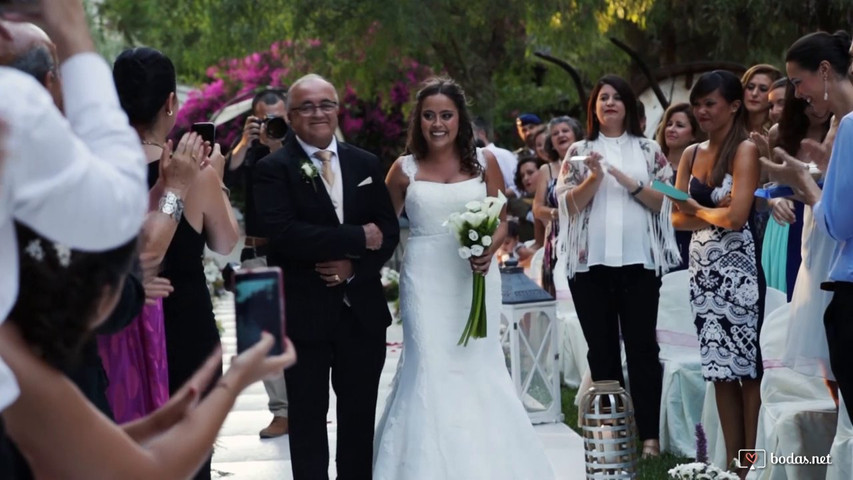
[253,133,400,340]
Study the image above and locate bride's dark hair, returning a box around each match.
[406,77,481,177]
[9,223,137,368]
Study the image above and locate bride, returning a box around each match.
[376,77,554,479]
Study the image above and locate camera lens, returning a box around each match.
[265,116,288,140]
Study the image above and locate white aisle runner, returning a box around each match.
[211,293,585,479]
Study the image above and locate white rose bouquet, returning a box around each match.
[444,191,507,346]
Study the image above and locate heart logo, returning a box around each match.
[744,452,757,464]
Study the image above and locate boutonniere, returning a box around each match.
[299,159,320,191]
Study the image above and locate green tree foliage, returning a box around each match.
[96,0,853,147]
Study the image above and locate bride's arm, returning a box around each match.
[384,157,409,218]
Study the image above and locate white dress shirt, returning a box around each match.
[485,143,519,197]
[297,136,343,223]
[0,53,148,411]
[585,133,652,269]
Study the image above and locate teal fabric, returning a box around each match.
[762,219,790,293]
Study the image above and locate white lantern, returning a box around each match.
[500,261,562,424]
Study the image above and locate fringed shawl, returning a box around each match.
[555,136,681,279]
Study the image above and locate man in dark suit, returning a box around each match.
[254,74,399,479]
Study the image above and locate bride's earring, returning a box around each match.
[824,77,828,101]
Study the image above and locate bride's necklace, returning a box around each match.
[141,139,165,149]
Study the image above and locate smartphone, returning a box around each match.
[568,155,588,163]
[191,122,216,145]
[234,267,286,355]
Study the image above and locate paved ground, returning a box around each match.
[210,293,585,479]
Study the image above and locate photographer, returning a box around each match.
[225,89,288,264]
[223,88,291,439]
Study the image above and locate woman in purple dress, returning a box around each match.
[97,48,195,423]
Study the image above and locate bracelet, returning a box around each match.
[630,181,644,196]
[221,185,231,198]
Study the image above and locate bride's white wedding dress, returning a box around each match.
[373,152,554,480]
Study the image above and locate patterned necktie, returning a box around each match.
[314,150,334,187]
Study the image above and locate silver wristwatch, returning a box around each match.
[158,191,184,223]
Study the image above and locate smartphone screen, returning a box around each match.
[191,122,216,145]
[234,267,286,355]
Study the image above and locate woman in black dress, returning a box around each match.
[113,47,239,480]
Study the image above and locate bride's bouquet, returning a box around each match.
[444,191,507,346]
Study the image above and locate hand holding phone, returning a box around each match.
[234,267,286,355]
[191,122,216,145]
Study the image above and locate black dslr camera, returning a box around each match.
[257,115,288,140]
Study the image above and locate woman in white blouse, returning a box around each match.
[557,75,680,458]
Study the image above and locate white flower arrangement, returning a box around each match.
[443,191,506,346]
[203,256,225,298]
[668,462,738,480]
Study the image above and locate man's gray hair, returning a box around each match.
[10,45,56,86]
[286,73,339,109]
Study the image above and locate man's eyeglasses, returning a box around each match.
[291,101,338,116]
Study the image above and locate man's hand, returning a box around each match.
[239,116,261,149]
[258,122,284,152]
[315,259,354,287]
[363,223,383,250]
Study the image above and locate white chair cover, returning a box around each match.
[746,303,837,479]
[657,270,706,457]
[527,246,544,284]
[826,394,853,479]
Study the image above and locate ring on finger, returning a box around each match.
[333,274,341,282]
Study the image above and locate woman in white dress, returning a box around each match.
[376,77,554,480]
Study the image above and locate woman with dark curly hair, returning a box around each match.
[379,77,554,479]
